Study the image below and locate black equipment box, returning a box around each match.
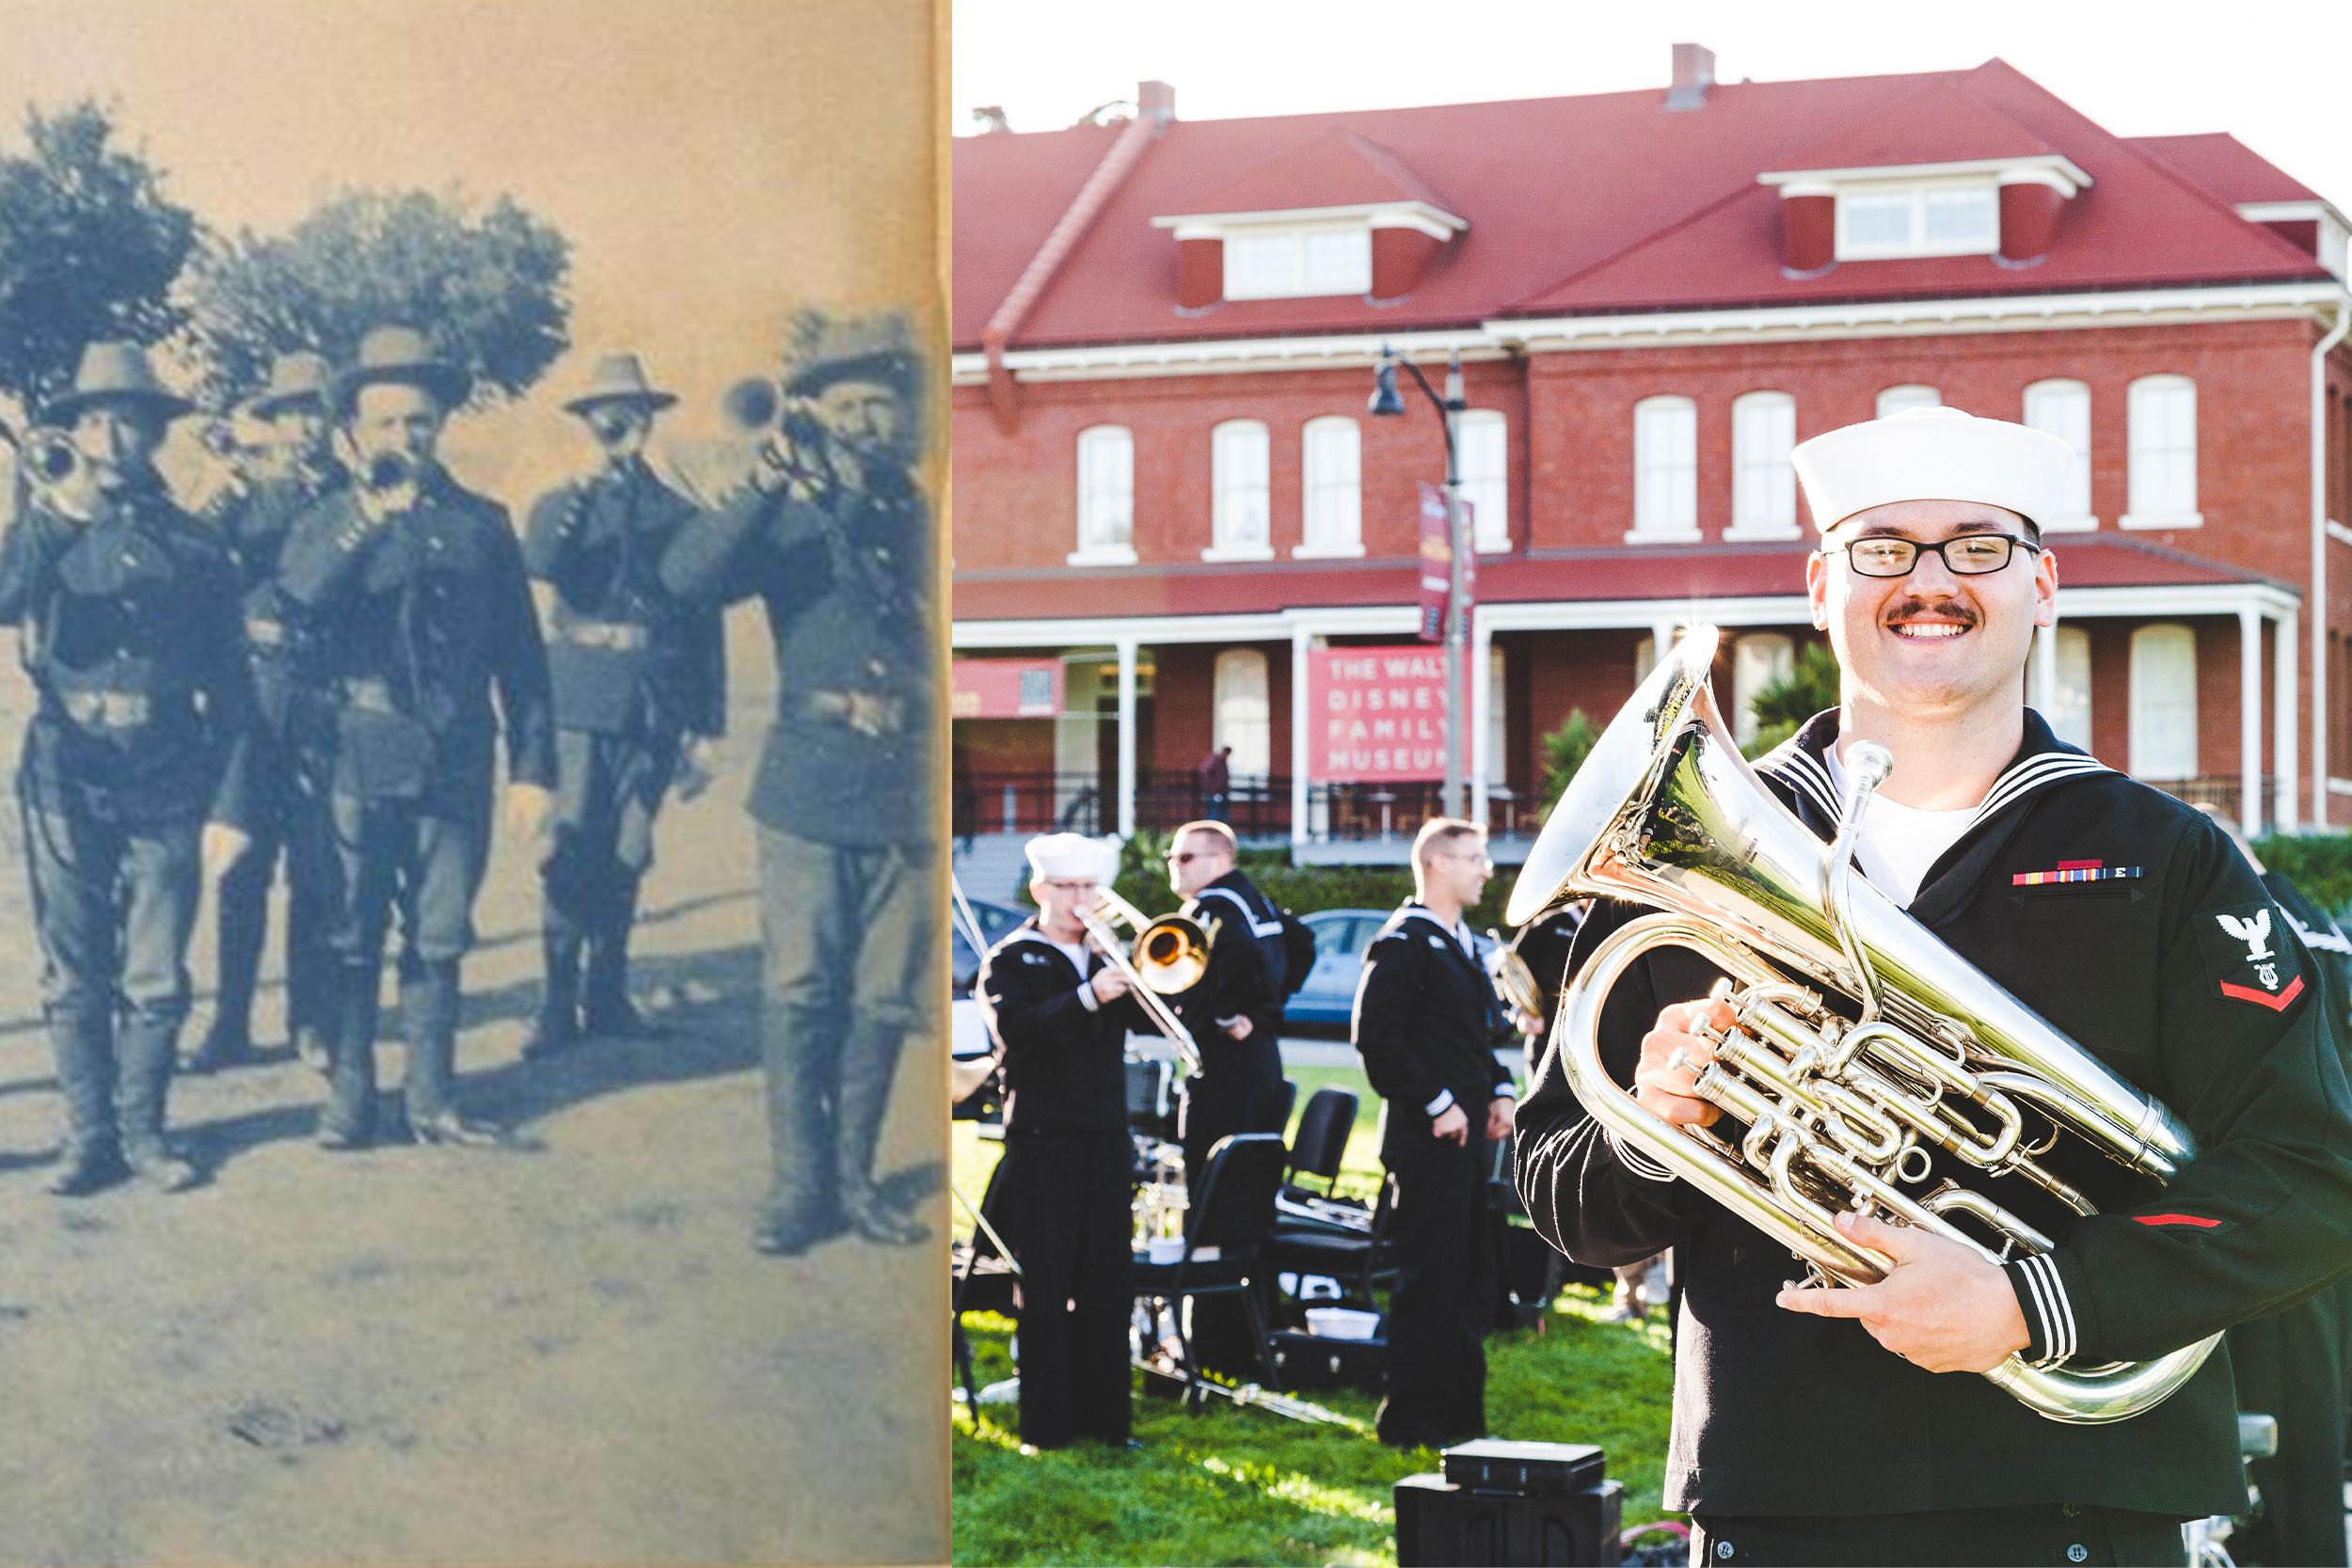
[1394,1474,1622,1567]
[1443,1439,1606,1496]
[1266,1328,1386,1390]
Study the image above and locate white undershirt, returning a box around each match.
[1824,742,1981,909]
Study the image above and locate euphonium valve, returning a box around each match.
[1510,626,2220,1425]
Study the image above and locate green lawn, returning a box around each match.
[951,1062,1676,1566]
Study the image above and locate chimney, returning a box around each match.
[1665,42,1714,112]
[971,105,1011,135]
[1137,79,1176,125]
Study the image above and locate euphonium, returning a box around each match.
[1508,625,2219,1425]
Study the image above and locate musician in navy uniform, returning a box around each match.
[1354,817,1518,1449]
[276,325,556,1150]
[975,832,1142,1452]
[660,314,933,1256]
[1163,817,1287,1200]
[520,354,724,1060]
[185,350,342,1074]
[0,341,255,1194]
[1516,406,2352,1565]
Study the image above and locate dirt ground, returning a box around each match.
[0,644,949,1567]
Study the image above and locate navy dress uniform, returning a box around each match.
[0,341,254,1194]
[188,351,342,1072]
[277,328,556,1149]
[522,355,724,1057]
[1172,864,1288,1203]
[660,316,933,1255]
[976,833,1143,1451]
[1354,896,1518,1449]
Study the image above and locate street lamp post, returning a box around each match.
[1370,345,1470,822]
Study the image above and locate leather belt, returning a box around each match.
[797,688,906,738]
[560,620,652,652]
[59,690,154,730]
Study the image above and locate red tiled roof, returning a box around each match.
[952,60,2330,352]
[1184,128,1456,218]
[951,535,2272,623]
[1767,77,2055,172]
[2131,133,2322,206]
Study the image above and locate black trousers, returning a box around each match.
[1377,1128,1491,1449]
[1177,1034,1285,1200]
[1690,1505,2188,1566]
[2227,1277,2350,1568]
[1001,1130,1133,1449]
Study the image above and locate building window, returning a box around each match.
[1486,642,1507,786]
[2022,379,2095,531]
[1213,648,1271,779]
[1205,419,1271,561]
[1728,390,1798,540]
[1836,182,1998,261]
[1223,226,1372,300]
[1073,425,1136,565]
[1459,409,1509,552]
[2129,624,2198,780]
[2026,626,2094,751]
[2123,374,2200,528]
[1731,633,1796,750]
[1629,395,1697,542]
[1297,416,1363,558]
[1877,384,1941,419]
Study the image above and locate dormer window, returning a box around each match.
[1224,225,1373,300]
[1837,181,1998,261]
[1761,155,2090,272]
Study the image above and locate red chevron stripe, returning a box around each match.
[2135,1213,2222,1228]
[2217,974,2304,1012]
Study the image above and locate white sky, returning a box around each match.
[953,0,2352,206]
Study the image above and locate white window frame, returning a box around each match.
[2022,379,2096,532]
[2122,374,2201,530]
[1458,409,1509,554]
[1203,419,1272,562]
[1876,384,1942,419]
[1835,178,2000,261]
[1486,642,1508,786]
[2026,625,2094,751]
[1627,395,1699,543]
[1725,390,1799,541]
[2128,623,2199,780]
[1295,415,1365,560]
[1731,633,1796,750]
[1213,648,1271,780]
[1070,424,1136,566]
[1222,223,1373,301]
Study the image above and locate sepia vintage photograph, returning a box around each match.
[0,3,948,1563]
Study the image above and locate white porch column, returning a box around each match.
[1470,614,1494,829]
[2275,608,2300,833]
[1648,616,1679,673]
[2238,608,2262,837]
[1115,638,1138,841]
[1290,626,1312,853]
[2034,623,2058,718]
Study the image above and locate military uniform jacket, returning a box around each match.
[522,459,724,739]
[0,485,252,828]
[659,466,931,847]
[1181,869,1289,1062]
[216,468,343,748]
[1515,708,2352,1519]
[276,467,557,807]
[1355,899,1517,1156]
[977,917,1144,1134]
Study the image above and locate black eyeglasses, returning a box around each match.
[1827,532,2039,578]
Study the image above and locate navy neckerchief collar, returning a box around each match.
[1395,898,1482,970]
[1003,915,1098,981]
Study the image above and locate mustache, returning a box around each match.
[1882,596,1979,628]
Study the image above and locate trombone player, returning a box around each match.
[1514,406,2352,1563]
[974,832,1145,1453]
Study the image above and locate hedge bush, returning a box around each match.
[2254,832,2352,921]
[1105,831,1512,933]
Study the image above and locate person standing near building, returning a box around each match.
[185,350,342,1074]
[1353,816,1517,1449]
[660,314,933,1256]
[520,354,724,1060]
[1196,744,1232,822]
[277,325,556,1150]
[0,341,255,1194]
[975,832,1141,1453]
[1164,817,1288,1200]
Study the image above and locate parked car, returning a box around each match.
[952,895,1027,1060]
[1281,907,1498,1033]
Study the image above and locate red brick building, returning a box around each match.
[951,50,2352,865]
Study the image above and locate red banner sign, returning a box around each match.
[1308,645,1453,782]
[1416,483,1476,643]
[951,658,1063,720]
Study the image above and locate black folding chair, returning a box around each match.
[1130,1132,1286,1411]
[1281,1087,1358,1201]
[951,1159,1018,1422]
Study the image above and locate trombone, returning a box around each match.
[1073,889,1209,1078]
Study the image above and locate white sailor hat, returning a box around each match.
[1025,832,1118,884]
[1792,405,2073,536]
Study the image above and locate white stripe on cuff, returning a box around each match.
[2008,1254,2075,1366]
[1075,982,1100,1013]
[1424,1088,1456,1118]
[1493,1082,1518,1099]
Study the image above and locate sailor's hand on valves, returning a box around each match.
[1636,997,1735,1128]
[1088,966,1133,1006]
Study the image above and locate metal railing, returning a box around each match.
[2145,774,2272,829]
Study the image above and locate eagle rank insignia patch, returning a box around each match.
[2197,902,2306,1011]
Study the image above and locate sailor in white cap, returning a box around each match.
[974,832,1145,1452]
[1516,404,2352,1562]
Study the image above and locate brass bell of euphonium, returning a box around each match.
[1508,625,2219,1425]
